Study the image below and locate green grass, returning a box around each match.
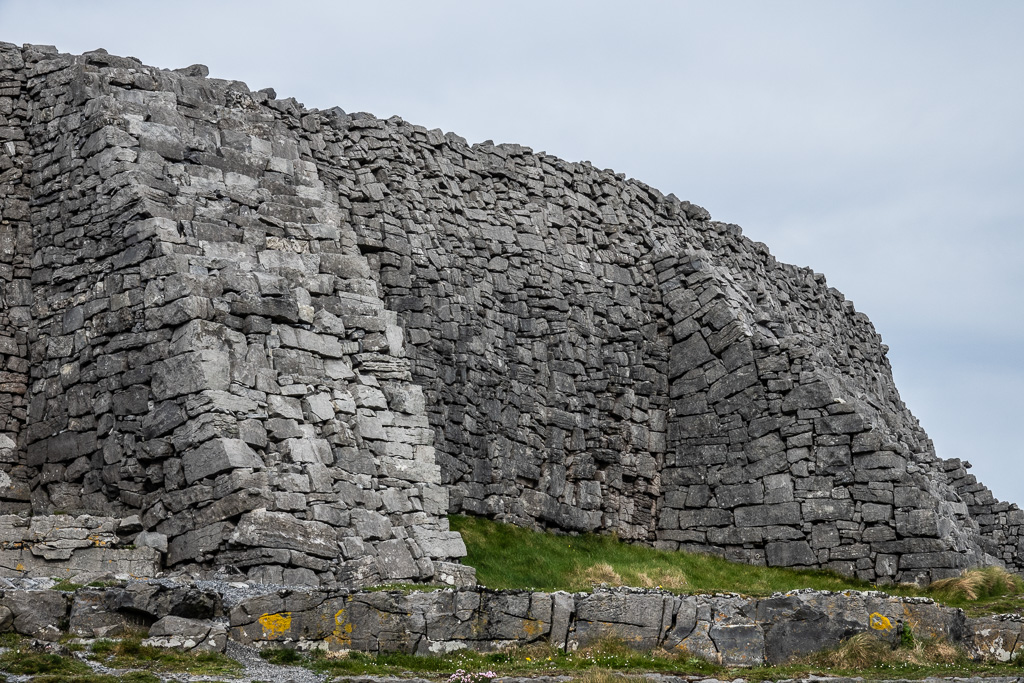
[451,514,1024,617]
[305,638,723,678]
[292,633,1024,681]
[88,636,241,676]
[0,632,22,648]
[28,674,159,683]
[0,648,92,676]
[452,514,874,595]
[260,647,306,666]
[50,579,86,592]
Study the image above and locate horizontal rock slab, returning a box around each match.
[181,438,262,485]
[230,509,340,558]
[0,547,160,579]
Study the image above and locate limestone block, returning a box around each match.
[353,384,388,409]
[182,438,261,484]
[69,589,133,638]
[434,561,477,588]
[167,523,233,565]
[766,541,816,567]
[574,592,668,650]
[268,395,303,420]
[276,325,350,358]
[230,509,340,558]
[735,503,801,527]
[757,593,864,664]
[710,622,765,666]
[151,350,230,399]
[409,527,467,559]
[781,382,835,412]
[802,499,856,522]
[967,615,1024,662]
[303,392,334,422]
[376,538,418,580]
[1,590,68,640]
[144,615,228,652]
[140,401,188,439]
[135,531,169,553]
[668,334,713,378]
[285,437,332,464]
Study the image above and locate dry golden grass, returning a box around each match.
[815,632,964,670]
[929,566,1023,601]
[634,568,689,590]
[822,632,892,669]
[573,562,689,590]
[575,563,624,586]
[569,670,660,683]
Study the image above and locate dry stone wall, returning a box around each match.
[0,43,466,588]
[4,581,1024,667]
[0,43,1019,586]
[305,99,1021,582]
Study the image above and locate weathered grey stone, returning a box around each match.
[135,531,169,553]
[182,438,261,484]
[735,503,802,527]
[69,589,132,638]
[766,541,816,567]
[151,350,230,399]
[144,615,228,652]
[802,499,855,522]
[966,615,1024,662]
[574,592,668,650]
[230,509,340,558]
[710,622,764,666]
[781,382,835,412]
[1,590,68,640]
[409,527,467,559]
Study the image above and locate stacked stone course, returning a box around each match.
[0,43,1019,588]
[0,43,466,588]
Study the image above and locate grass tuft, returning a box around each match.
[0,649,92,676]
[87,635,241,676]
[928,566,1023,602]
[822,632,893,668]
[568,669,660,683]
[50,579,85,592]
[259,647,306,665]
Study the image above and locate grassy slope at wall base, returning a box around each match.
[452,514,1024,615]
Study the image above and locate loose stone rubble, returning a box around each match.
[2,581,1024,667]
[0,40,1019,595]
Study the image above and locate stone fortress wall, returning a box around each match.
[0,43,466,588]
[0,43,1019,587]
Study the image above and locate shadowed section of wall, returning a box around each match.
[0,43,1019,586]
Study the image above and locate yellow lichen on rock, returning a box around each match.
[868,612,893,631]
[258,612,293,639]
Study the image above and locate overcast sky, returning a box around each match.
[1,1,1021,504]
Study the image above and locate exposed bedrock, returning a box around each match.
[4,582,1024,667]
[0,43,1019,586]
